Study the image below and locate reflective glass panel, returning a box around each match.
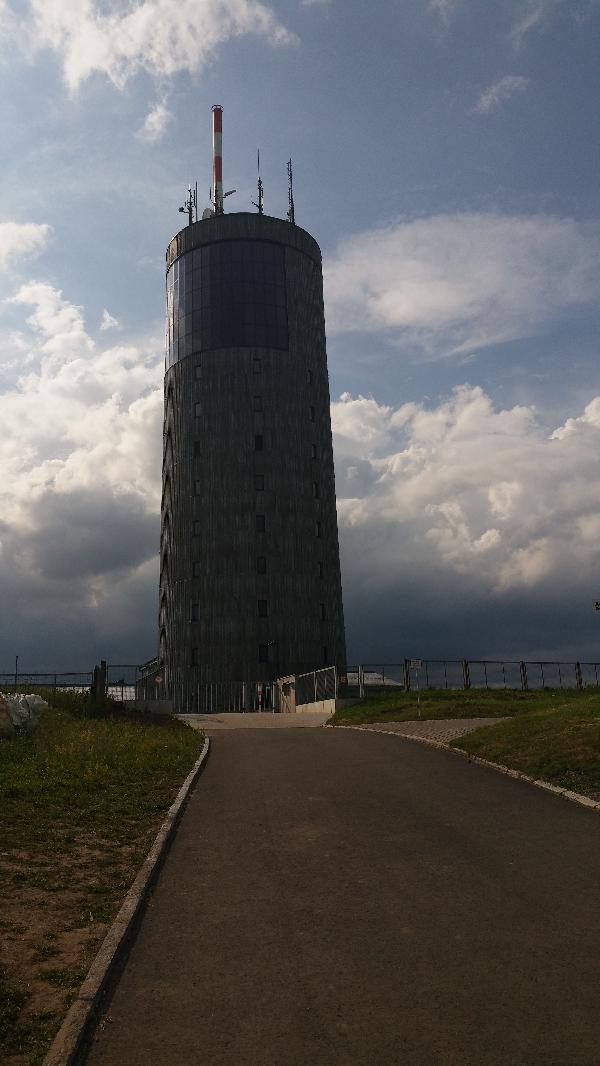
[165,239,289,368]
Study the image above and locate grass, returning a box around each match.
[331,686,600,802]
[451,694,600,800]
[0,689,204,1064]
[329,685,592,726]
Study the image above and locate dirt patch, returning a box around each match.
[0,825,158,1064]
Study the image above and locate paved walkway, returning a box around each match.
[177,711,330,730]
[358,716,508,743]
[87,729,600,1065]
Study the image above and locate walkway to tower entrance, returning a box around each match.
[178,710,330,729]
[86,729,600,1066]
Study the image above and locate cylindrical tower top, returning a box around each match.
[166,211,322,272]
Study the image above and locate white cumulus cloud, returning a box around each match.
[324,212,600,358]
[0,223,51,273]
[0,279,163,663]
[332,385,600,597]
[27,0,296,92]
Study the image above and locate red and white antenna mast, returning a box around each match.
[212,105,223,214]
[211,105,236,216]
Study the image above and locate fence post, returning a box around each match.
[519,661,528,691]
[314,670,317,704]
[358,665,364,700]
[462,659,471,690]
[403,658,411,692]
[575,662,583,690]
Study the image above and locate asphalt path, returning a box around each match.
[87,728,600,1065]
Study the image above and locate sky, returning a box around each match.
[1,0,600,672]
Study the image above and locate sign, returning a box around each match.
[409,659,422,669]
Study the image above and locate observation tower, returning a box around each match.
[159,106,346,705]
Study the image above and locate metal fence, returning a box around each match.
[295,666,337,707]
[3,655,599,716]
[344,659,600,694]
[0,671,94,694]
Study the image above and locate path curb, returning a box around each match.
[333,725,600,813]
[43,736,211,1066]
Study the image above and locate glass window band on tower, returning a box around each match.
[166,239,288,367]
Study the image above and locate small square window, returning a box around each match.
[253,357,262,374]
[193,520,201,535]
[254,474,265,491]
[309,405,316,422]
[256,514,266,532]
[313,481,320,498]
[315,521,322,538]
[254,434,264,451]
[257,556,267,574]
[253,396,263,411]
[317,562,324,578]
[194,364,202,380]
[308,369,313,384]
[258,599,268,617]
[193,561,202,577]
[258,644,268,663]
[311,444,317,459]
[191,603,200,622]
[194,441,201,457]
[194,480,201,495]
[320,603,326,620]
[194,401,201,417]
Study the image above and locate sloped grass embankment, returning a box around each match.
[0,691,204,1065]
[332,688,600,801]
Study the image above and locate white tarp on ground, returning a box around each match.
[0,693,48,736]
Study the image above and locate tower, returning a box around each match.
[159,108,346,709]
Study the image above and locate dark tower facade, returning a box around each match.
[159,212,346,702]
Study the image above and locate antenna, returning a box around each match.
[252,149,264,215]
[211,105,223,215]
[178,182,197,226]
[287,158,295,225]
[210,105,237,215]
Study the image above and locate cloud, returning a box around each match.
[136,98,172,143]
[0,279,163,666]
[0,223,51,273]
[510,0,599,47]
[324,212,600,358]
[427,0,457,23]
[100,308,120,331]
[474,74,529,114]
[333,386,600,658]
[27,0,296,92]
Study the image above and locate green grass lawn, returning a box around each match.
[331,687,600,802]
[452,695,600,800]
[0,690,204,1065]
[330,685,592,726]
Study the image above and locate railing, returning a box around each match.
[295,666,337,707]
[344,659,600,694]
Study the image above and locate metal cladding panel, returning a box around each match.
[160,213,346,687]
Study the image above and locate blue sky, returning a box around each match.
[1,0,599,671]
